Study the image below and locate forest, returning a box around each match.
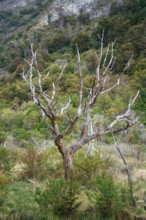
[0,0,146,219]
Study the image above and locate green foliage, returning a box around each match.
[95,173,124,218]
[72,32,90,53]
[111,0,146,25]
[87,173,127,220]
[0,102,49,144]
[0,146,17,172]
[84,51,99,73]
[64,62,76,74]
[20,8,35,15]
[0,185,9,216]
[74,153,112,187]
[46,32,70,54]
[0,10,13,20]
[0,181,38,219]
[0,131,7,144]
[50,64,62,74]
[35,179,81,218]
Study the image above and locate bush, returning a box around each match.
[87,173,127,220]
[0,146,17,172]
[0,181,38,220]
[0,185,9,216]
[85,51,99,73]
[46,33,70,54]
[35,179,81,218]
[72,32,90,53]
[0,132,7,144]
[74,153,112,188]
[64,62,76,74]
[20,147,50,180]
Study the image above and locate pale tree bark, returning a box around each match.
[87,114,95,156]
[22,32,139,179]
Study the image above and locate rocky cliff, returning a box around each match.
[48,0,123,22]
[0,0,124,24]
[0,0,35,10]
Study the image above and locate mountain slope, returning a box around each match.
[0,0,146,144]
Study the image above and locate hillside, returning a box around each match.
[0,0,122,42]
[0,0,146,219]
[0,0,146,151]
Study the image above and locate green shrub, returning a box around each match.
[0,185,9,216]
[85,51,99,73]
[0,146,17,172]
[46,33,70,54]
[87,173,127,220]
[64,62,76,74]
[72,32,90,53]
[35,179,81,218]
[0,132,7,144]
[74,153,112,188]
[0,181,38,220]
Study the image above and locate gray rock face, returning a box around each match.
[0,0,35,10]
[0,0,123,21]
[48,0,123,22]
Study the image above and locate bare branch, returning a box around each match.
[76,43,83,116]
[21,68,28,83]
[24,58,31,66]
[61,96,71,115]
[100,78,120,95]
[43,71,50,81]
[102,41,115,76]
[40,109,53,131]
[131,90,140,106]
[123,54,133,73]
[51,82,56,102]
[54,45,84,139]
[71,89,139,154]
[87,115,95,156]
[56,63,67,82]
[103,44,110,68]
[106,91,139,130]
[96,29,104,81]
[51,64,67,106]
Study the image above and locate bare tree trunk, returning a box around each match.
[63,149,73,180]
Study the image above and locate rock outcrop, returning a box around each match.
[0,0,35,10]
[0,0,124,23]
[48,0,123,22]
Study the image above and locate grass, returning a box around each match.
[0,181,38,219]
[0,143,146,219]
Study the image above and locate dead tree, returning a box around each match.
[22,32,139,179]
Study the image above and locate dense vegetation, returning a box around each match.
[0,0,146,219]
